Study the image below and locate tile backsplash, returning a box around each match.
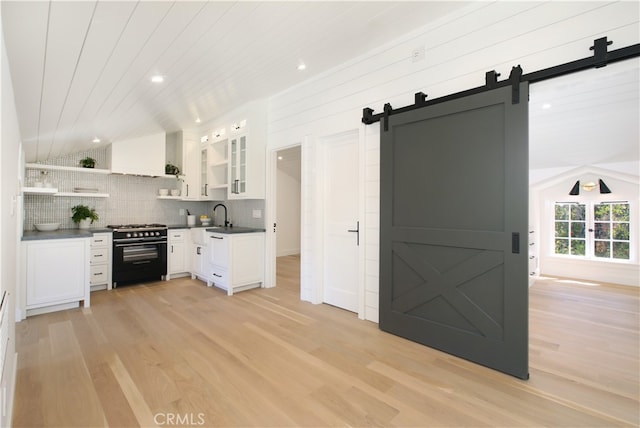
[24,148,265,230]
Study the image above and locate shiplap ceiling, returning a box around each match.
[529,59,639,172]
[3,1,638,172]
[1,0,471,163]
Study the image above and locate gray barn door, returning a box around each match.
[379,83,529,379]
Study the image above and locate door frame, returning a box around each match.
[265,129,367,319]
[265,141,301,292]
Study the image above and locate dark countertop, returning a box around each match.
[205,226,266,234]
[167,224,212,229]
[168,224,265,234]
[23,225,265,240]
[22,228,112,241]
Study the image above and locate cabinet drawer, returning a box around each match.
[90,265,109,285]
[90,248,109,264]
[91,235,110,247]
[210,267,229,287]
[169,230,186,242]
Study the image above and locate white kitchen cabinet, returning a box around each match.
[229,134,246,197]
[167,229,189,279]
[208,232,264,295]
[209,139,228,192]
[22,238,90,317]
[181,137,200,200]
[228,133,264,199]
[190,228,211,283]
[200,141,228,200]
[191,244,209,283]
[107,132,166,176]
[90,233,112,290]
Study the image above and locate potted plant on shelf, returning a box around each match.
[165,163,183,195]
[165,163,180,176]
[71,204,99,229]
[79,157,96,168]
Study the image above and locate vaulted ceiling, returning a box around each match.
[2,1,638,174]
[1,1,470,162]
[529,59,639,173]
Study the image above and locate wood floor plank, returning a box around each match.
[107,351,157,427]
[45,321,107,427]
[12,256,640,427]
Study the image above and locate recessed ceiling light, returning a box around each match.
[195,117,201,123]
[297,63,306,71]
[278,156,283,160]
[151,75,164,83]
[542,103,552,109]
[92,137,100,143]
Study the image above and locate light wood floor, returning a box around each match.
[13,256,639,427]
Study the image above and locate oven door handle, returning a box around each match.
[115,241,166,247]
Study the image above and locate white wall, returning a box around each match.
[276,156,301,257]
[531,167,639,286]
[265,1,639,322]
[0,13,20,426]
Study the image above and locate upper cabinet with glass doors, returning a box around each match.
[229,134,247,197]
[227,127,265,199]
[205,99,266,200]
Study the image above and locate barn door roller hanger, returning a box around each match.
[362,37,640,132]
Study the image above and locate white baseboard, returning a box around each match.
[541,257,639,287]
[277,249,300,257]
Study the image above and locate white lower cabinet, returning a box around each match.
[22,238,90,317]
[208,232,264,295]
[191,243,210,283]
[190,227,211,283]
[90,233,112,290]
[167,229,189,279]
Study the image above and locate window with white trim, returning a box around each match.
[554,201,630,260]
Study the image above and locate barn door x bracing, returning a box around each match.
[379,83,529,379]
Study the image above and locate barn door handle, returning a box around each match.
[347,221,360,246]
[512,232,520,254]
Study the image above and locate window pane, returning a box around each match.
[594,204,610,221]
[555,239,569,255]
[555,204,569,220]
[594,241,610,258]
[571,204,585,220]
[555,222,568,238]
[612,203,629,221]
[571,240,585,256]
[594,223,610,239]
[571,222,585,238]
[612,242,630,260]
[613,223,630,240]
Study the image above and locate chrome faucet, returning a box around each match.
[213,203,229,227]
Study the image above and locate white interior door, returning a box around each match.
[322,131,359,312]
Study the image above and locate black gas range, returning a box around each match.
[107,224,168,287]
